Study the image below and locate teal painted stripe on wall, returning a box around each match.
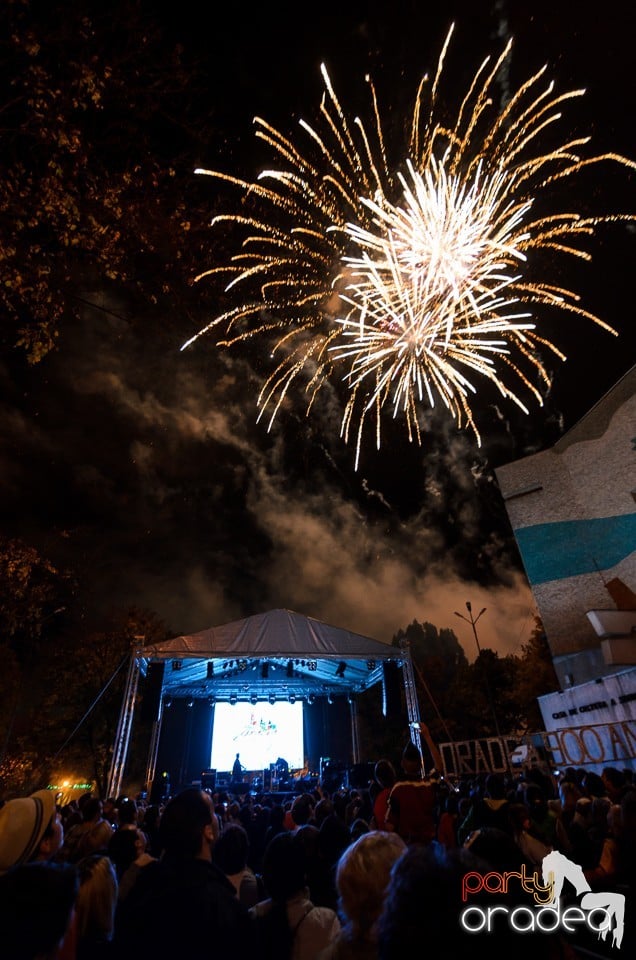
[515,514,636,585]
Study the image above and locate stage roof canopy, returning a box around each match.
[138,608,401,702]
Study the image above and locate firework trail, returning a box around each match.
[185,23,635,469]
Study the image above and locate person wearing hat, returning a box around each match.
[0,788,63,875]
[385,740,438,845]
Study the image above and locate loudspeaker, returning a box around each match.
[141,661,165,723]
[201,769,216,791]
[382,661,402,717]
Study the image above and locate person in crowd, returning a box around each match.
[456,772,511,845]
[107,803,148,882]
[74,853,118,959]
[317,830,406,959]
[247,801,271,873]
[102,797,118,830]
[588,795,612,858]
[62,792,92,832]
[315,813,353,910]
[61,796,113,863]
[557,778,582,835]
[107,827,138,884]
[0,860,79,960]
[138,802,162,858]
[507,801,553,866]
[463,824,530,878]
[294,822,330,908]
[212,821,263,907]
[349,817,369,841]
[0,788,64,873]
[581,770,607,800]
[264,801,287,848]
[116,827,157,901]
[369,760,396,831]
[291,793,316,832]
[113,786,256,959]
[312,796,332,824]
[343,790,364,829]
[115,797,138,830]
[523,781,571,852]
[250,830,340,960]
[377,843,492,958]
[564,796,598,868]
[601,766,629,803]
[384,741,437,846]
[436,787,460,850]
[583,801,623,889]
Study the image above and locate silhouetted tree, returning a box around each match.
[0,0,216,362]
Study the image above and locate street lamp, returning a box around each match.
[454,601,503,744]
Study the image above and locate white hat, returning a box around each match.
[0,789,57,875]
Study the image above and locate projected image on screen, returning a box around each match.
[210,701,304,772]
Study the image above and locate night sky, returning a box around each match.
[2,1,634,657]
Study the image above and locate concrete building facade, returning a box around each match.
[495,365,636,771]
[495,365,636,688]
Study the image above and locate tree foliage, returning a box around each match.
[385,616,557,749]
[0,604,169,799]
[0,0,216,362]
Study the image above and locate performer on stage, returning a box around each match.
[275,756,289,778]
[232,753,244,781]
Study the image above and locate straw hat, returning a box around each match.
[0,789,57,875]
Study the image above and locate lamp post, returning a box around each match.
[454,601,504,744]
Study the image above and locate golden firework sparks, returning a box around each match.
[185,23,635,469]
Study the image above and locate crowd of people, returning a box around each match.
[0,739,635,960]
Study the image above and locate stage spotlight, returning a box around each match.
[367,660,376,671]
[206,661,214,679]
[164,696,172,708]
[171,660,182,671]
[307,693,316,705]
[229,693,238,705]
[250,693,258,705]
[207,695,215,706]
[286,660,294,678]
[289,693,296,704]
[269,693,276,705]
[335,661,346,678]
[327,693,334,705]
[187,699,194,708]
[261,662,269,679]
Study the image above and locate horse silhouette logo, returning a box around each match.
[542,849,625,949]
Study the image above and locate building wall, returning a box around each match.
[495,366,636,687]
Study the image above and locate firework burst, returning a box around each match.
[185,23,635,468]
